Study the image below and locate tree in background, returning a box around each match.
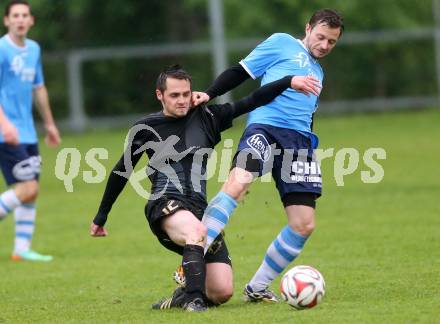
[7,0,434,120]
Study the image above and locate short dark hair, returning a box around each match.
[156,64,192,93]
[4,0,31,17]
[309,9,344,36]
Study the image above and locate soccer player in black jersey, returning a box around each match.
[89,65,300,312]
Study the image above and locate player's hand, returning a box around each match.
[90,223,108,237]
[44,124,61,148]
[192,92,210,107]
[1,120,19,145]
[290,76,321,97]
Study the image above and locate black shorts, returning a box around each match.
[145,196,231,265]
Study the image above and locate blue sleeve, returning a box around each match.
[0,50,5,105]
[33,47,44,87]
[0,50,4,88]
[240,33,287,79]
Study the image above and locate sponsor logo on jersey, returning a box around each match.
[10,54,36,82]
[10,55,24,74]
[246,134,271,162]
[292,52,311,68]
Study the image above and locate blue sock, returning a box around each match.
[202,191,237,254]
[248,226,308,291]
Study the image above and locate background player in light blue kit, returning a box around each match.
[0,0,61,261]
[193,9,344,301]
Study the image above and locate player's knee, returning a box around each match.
[25,187,39,202]
[289,219,315,237]
[15,182,39,203]
[301,221,315,236]
[207,285,233,305]
[185,222,207,245]
[213,289,233,305]
[284,193,317,236]
[222,174,251,201]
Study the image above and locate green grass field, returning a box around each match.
[1,109,439,323]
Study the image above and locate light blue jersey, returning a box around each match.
[240,33,324,148]
[0,34,44,144]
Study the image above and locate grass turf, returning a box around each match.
[0,108,439,323]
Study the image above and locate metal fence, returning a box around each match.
[46,0,440,132]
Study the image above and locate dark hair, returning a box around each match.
[309,9,344,36]
[4,0,31,17]
[156,64,192,93]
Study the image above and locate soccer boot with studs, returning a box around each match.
[152,286,186,310]
[183,297,208,312]
[243,284,279,303]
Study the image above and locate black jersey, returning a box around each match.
[129,104,234,202]
[93,75,293,226]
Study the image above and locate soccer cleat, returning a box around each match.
[183,297,208,312]
[173,265,186,286]
[152,286,186,310]
[243,284,279,303]
[11,250,53,262]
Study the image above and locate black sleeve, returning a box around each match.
[205,64,251,100]
[231,75,292,118]
[92,124,148,226]
[206,76,292,131]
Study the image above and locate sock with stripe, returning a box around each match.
[248,225,308,292]
[13,203,36,255]
[0,189,21,220]
[202,191,237,254]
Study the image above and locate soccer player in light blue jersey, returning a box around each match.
[0,0,61,262]
[192,9,344,302]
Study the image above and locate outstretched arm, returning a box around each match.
[231,75,321,118]
[208,75,321,132]
[193,64,250,105]
[206,64,251,100]
[90,153,144,236]
[90,125,147,236]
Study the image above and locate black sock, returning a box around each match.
[182,244,206,303]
